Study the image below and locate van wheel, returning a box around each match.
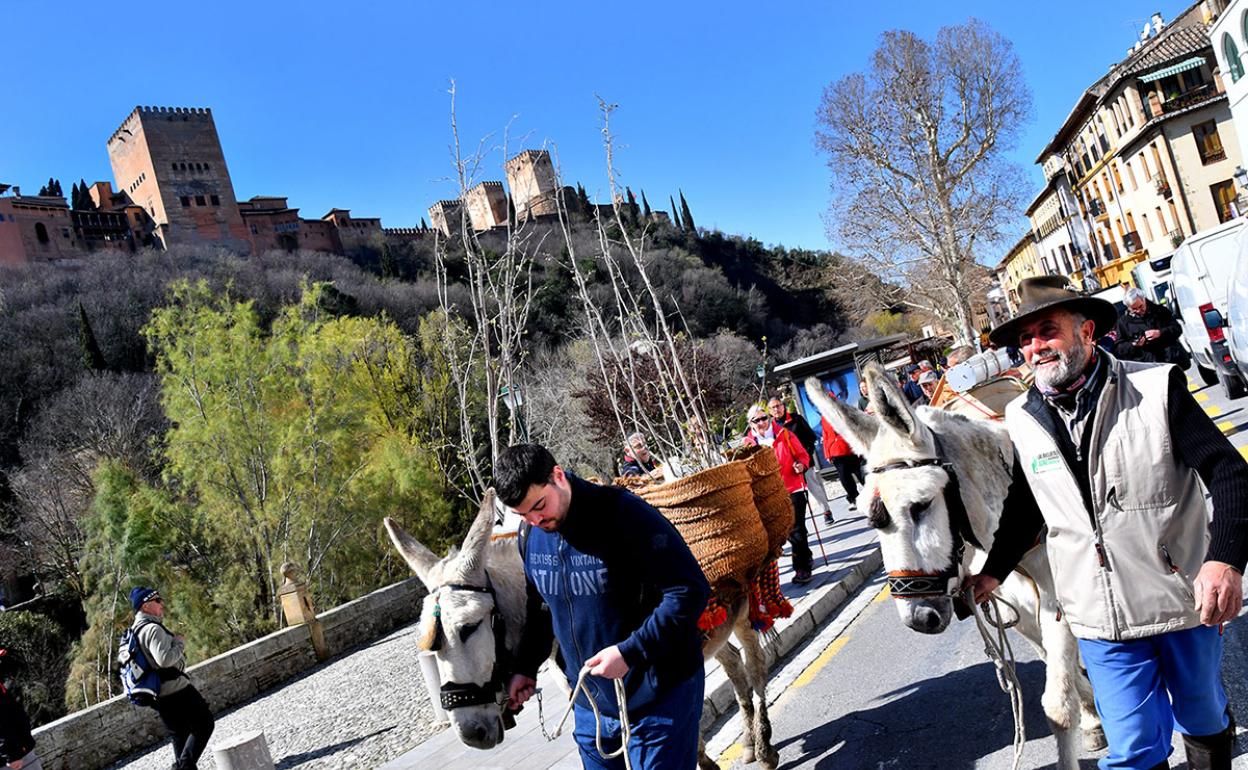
[1198,364,1219,386]
[1219,369,1247,400]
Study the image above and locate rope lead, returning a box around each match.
[538,665,634,770]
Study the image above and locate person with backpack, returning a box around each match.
[127,587,214,770]
[0,649,40,770]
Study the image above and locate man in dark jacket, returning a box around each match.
[619,432,663,479]
[498,444,710,770]
[0,649,40,770]
[768,397,832,520]
[1113,287,1185,365]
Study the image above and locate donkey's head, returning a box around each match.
[805,364,962,635]
[385,491,510,749]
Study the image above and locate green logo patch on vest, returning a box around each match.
[1030,450,1062,474]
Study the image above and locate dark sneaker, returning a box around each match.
[793,570,813,584]
[847,502,858,513]
[823,513,834,525]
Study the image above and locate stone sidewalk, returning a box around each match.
[381,486,882,770]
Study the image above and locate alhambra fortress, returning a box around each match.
[0,106,582,265]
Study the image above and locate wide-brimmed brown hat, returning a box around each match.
[989,275,1117,347]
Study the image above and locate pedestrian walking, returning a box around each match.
[744,404,815,584]
[498,444,710,770]
[901,365,924,405]
[129,587,215,770]
[1113,287,1189,368]
[819,416,865,524]
[966,276,1247,770]
[767,396,832,521]
[0,650,40,770]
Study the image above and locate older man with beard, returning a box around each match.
[966,276,1248,770]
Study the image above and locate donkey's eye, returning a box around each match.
[458,622,481,643]
[909,500,932,521]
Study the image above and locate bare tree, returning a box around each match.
[816,19,1031,344]
[430,82,546,501]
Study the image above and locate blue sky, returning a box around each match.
[2,1,1194,253]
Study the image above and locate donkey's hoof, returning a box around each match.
[1083,725,1107,752]
[741,746,756,764]
[758,746,779,770]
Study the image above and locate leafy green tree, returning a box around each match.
[142,281,456,629]
[77,301,108,371]
[679,190,696,232]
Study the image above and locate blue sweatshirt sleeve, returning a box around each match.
[613,494,711,669]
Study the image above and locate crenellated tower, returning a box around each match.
[106,106,249,250]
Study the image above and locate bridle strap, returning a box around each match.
[874,433,983,600]
[433,576,514,717]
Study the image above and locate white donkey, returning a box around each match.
[385,490,781,769]
[804,364,1104,770]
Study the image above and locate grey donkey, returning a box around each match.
[385,490,782,768]
[804,363,1105,770]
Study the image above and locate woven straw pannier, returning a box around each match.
[616,461,768,587]
[728,445,795,559]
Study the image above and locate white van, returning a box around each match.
[1130,253,1175,308]
[1170,218,1247,398]
[1226,231,1248,388]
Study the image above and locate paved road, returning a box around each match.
[713,371,1248,770]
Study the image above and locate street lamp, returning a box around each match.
[499,384,527,441]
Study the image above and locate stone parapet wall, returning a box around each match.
[32,577,426,770]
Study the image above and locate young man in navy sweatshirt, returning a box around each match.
[497,444,710,770]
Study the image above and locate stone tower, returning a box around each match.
[505,149,558,220]
[463,181,508,231]
[106,106,249,251]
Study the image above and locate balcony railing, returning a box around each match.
[1100,241,1121,262]
[1161,83,1215,115]
[1122,231,1144,254]
[1153,176,1172,198]
[1087,198,1106,217]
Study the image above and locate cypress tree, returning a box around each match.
[380,242,398,279]
[625,187,639,225]
[577,184,592,217]
[679,190,696,233]
[641,190,652,220]
[77,301,108,371]
[78,178,94,210]
[421,217,429,231]
[71,182,81,209]
[669,196,682,230]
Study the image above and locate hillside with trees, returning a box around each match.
[0,210,868,724]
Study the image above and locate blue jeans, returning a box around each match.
[1078,624,1230,770]
[572,672,704,769]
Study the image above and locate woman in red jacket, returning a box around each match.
[821,416,865,525]
[744,404,814,584]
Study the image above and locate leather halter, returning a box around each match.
[429,578,513,719]
[869,434,982,602]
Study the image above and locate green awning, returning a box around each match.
[1139,56,1206,82]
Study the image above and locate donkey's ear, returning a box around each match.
[803,377,879,457]
[864,363,926,445]
[456,488,498,578]
[384,517,439,587]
